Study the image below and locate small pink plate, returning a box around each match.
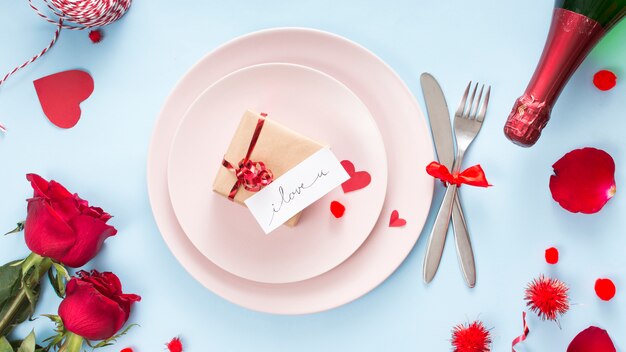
[167,63,387,284]
[148,28,434,314]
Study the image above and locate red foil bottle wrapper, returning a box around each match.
[504,8,606,147]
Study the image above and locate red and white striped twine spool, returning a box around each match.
[0,0,131,87]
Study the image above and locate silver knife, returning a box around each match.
[420,73,476,288]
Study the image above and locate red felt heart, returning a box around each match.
[389,210,406,227]
[340,160,371,193]
[330,201,345,218]
[33,70,94,129]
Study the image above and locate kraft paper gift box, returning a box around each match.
[212,110,324,227]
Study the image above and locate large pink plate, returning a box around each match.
[167,63,387,284]
[148,28,434,314]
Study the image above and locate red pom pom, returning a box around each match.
[166,337,183,352]
[549,147,616,214]
[545,247,559,264]
[89,29,103,43]
[451,321,492,352]
[593,70,617,91]
[120,348,133,352]
[567,326,616,352]
[595,278,616,301]
[524,275,569,321]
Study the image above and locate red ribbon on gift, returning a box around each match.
[426,161,491,187]
[222,113,274,200]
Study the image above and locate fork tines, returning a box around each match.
[456,82,491,122]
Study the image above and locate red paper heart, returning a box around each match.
[340,160,371,193]
[330,201,345,218]
[33,70,94,129]
[389,210,406,227]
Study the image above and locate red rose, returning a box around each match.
[59,270,141,341]
[24,174,117,267]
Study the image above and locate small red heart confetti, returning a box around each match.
[120,348,133,352]
[330,201,345,218]
[389,210,406,227]
[593,70,617,91]
[340,160,371,193]
[595,278,616,301]
[0,123,6,133]
[545,247,559,264]
[166,337,183,352]
[33,70,94,129]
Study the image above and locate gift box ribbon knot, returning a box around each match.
[221,114,274,200]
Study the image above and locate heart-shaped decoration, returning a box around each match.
[33,70,94,129]
[340,160,371,193]
[330,201,345,218]
[389,210,406,227]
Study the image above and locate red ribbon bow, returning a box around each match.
[222,114,274,200]
[426,161,491,187]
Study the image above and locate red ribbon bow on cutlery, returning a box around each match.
[426,161,491,187]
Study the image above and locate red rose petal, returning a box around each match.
[595,278,616,301]
[593,70,617,91]
[567,326,616,352]
[330,201,345,218]
[545,247,559,264]
[549,148,616,214]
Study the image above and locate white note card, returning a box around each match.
[245,147,349,234]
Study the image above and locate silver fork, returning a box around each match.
[423,82,490,284]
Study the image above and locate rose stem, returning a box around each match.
[0,252,53,336]
[58,332,84,352]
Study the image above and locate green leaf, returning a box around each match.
[4,222,25,236]
[0,337,12,352]
[0,263,22,305]
[16,331,35,352]
[46,263,68,298]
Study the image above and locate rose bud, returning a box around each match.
[59,270,141,341]
[24,174,117,267]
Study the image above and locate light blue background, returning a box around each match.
[1,1,625,351]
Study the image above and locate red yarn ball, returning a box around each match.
[593,70,617,91]
[451,321,492,352]
[525,275,570,321]
[595,278,616,301]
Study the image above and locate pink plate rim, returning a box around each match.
[147,27,434,314]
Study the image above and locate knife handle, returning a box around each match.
[451,194,476,288]
[423,184,457,283]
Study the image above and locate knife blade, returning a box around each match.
[420,73,476,288]
[420,73,454,168]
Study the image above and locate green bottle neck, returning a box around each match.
[556,0,626,29]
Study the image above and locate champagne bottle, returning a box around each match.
[504,0,626,147]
